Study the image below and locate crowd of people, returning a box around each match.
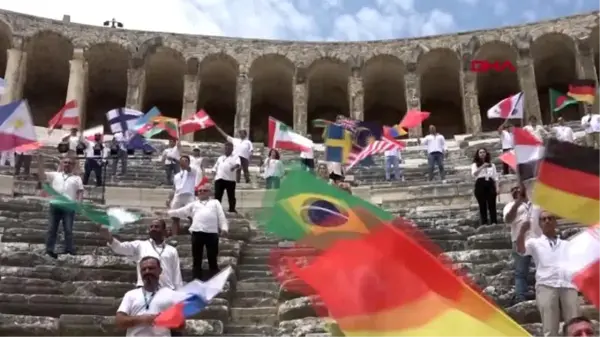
[0,109,597,336]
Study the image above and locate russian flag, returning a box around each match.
[154,266,233,328]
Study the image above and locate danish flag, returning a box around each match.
[179,110,215,136]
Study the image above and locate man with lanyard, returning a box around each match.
[167,155,199,235]
[81,132,109,186]
[102,219,185,335]
[37,154,84,258]
[115,256,182,336]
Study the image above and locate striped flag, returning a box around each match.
[563,226,600,308]
[48,100,80,132]
[337,116,358,131]
[514,127,544,181]
[346,136,405,171]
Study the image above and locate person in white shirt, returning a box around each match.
[262,149,285,189]
[162,139,181,185]
[581,112,600,149]
[384,148,403,182]
[213,143,241,213]
[190,148,205,188]
[115,256,181,337]
[0,149,14,168]
[300,134,315,172]
[421,125,446,182]
[101,219,183,290]
[215,126,253,183]
[111,131,129,176]
[168,155,199,235]
[167,186,228,279]
[61,128,81,152]
[470,148,498,226]
[516,210,580,337]
[552,117,574,143]
[523,116,548,141]
[37,154,84,258]
[503,185,542,303]
[81,133,109,187]
[497,122,514,175]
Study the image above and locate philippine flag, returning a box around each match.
[0,100,37,151]
[154,266,233,328]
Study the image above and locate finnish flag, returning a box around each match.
[106,107,143,134]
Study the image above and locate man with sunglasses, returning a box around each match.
[516,210,580,337]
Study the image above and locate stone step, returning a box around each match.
[0,313,225,336]
[236,280,279,292]
[234,289,277,299]
[230,307,277,325]
[231,296,278,307]
[237,263,271,272]
[238,269,273,280]
[0,293,229,322]
[224,324,274,335]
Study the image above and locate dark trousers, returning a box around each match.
[191,231,220,280]
[236,157,250,183]
[266,176,281,189]
[502,148,513,175]
[214,179,236,212]
[301,158,315,172]
[83,158,103,186]
[164,163,179,185]
[111,150,127,175]
[427,151,445,181]
[512,242,532,302]
[15,153,31,176]
[46,205,75,254]
[170,329,183,336]
[474,178,497,225]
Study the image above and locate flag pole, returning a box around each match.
[548,89,554,124]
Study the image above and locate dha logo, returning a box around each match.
[470,60,517,73]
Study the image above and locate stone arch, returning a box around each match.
[362,54,406,126]
[0,19,12,79]
[23,30,73,127]
[532,33,579,122]
[417,48,464,137]
[248,54,294,142]
[142,46,186,131]
[473,41,520,131]
[590,26,599,81]
[306,57,350,141]
[84,42,130,130]
[196,53,238,141]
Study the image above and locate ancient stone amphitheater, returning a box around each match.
[0,8,599,337]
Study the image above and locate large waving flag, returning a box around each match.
[398,110,430,129]
[106,107,143,134]
[155,266,233,328]
[282,220,528,336]
[325,124,353,163]
[487,92,524,119]
[132,107,161,134]
[180,109,215,135]
[568,79,596,105]
[549,89,577,113]
[563,226,600,308]
[0,100,37,151]
[532,139,599,225]
[346,136,405,171]
[48,100,80,132]
[151,116,179,139]
[514,127,543,181]
[268,117,312,152]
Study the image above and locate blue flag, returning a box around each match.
[324,124,353,163]
[127,133,156,153]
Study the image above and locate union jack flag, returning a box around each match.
[346,136,405,171]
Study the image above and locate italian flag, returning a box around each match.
[268,117,313,152]
[563,225,600,309]
[549,88,577,113]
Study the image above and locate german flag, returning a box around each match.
[280,211,528,336]
[532,138,600,225]
[567,79,596,104]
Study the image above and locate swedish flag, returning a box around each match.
[325,124,353,163]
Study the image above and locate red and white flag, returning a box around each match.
[268,117,313,152]
[346,136,405,171]
[82,125,104,141]
[487,92,524,119]
[563,226,600,309]
[513,127,544,181]
[179,109,215,135]
[48,100,80,132]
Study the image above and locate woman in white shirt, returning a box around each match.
[262,149,285,189]
[167,186,228,280]
[471,148,499,226]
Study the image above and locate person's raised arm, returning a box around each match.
[167,201,195,219]
[214,125,231,141]
[100,226,141,257]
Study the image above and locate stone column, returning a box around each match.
[65,48,87,128]
[293,67,308,135]
[125,62,146,111]
[459,56,481,134]
[516,49,541,122]
[404,62,422,138]
[1,40,28,105]
[348,68,364,121]
[234,72,252,134]
[575,38,600,112]
[180,74,200,141]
